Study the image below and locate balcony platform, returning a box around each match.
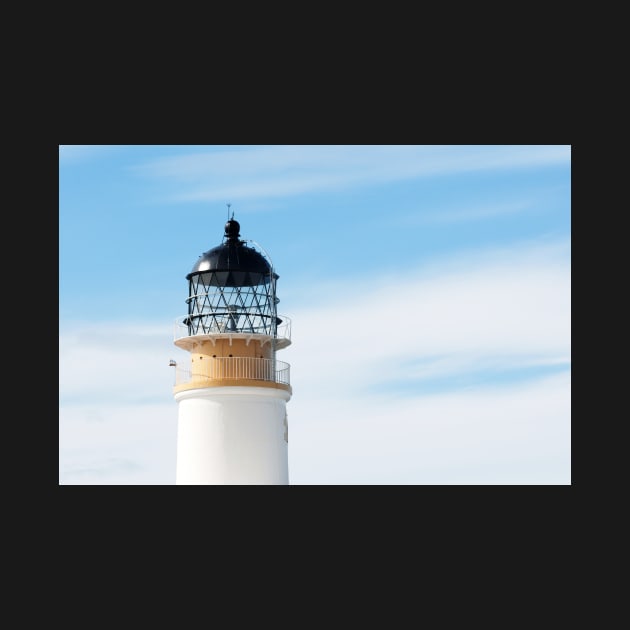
[173,315,291,351]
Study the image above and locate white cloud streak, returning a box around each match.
[283,236,570,396]
[132,145,571,203]
[59,322,175,404]
[414,200,535,224]
[288,370,570,484]
[59,145,124,164]
[59,403,177,485]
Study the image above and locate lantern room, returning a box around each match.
[183,218,282,337]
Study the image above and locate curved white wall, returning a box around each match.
[175,386,290,485]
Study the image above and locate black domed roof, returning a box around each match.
[186,219,272,286]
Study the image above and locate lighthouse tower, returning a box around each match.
[172,216,292,485]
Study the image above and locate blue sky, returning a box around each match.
[59,145,571,484]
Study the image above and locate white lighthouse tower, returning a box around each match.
[172,216,292,485]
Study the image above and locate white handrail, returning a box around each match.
[174,357,290,386]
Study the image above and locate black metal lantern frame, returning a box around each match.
[185,267,280,336]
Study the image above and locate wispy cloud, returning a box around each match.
[59,322,175,405]
[283,235,570,396]
[288,369,570,484]
[413,200,535,224]
[395,183,569,226]
[132,145,571,203]
[59,145,124,164]
[59,403,177,485]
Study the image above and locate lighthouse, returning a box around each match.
[172,216,292,485]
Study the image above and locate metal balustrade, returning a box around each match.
[174,357,290,387]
